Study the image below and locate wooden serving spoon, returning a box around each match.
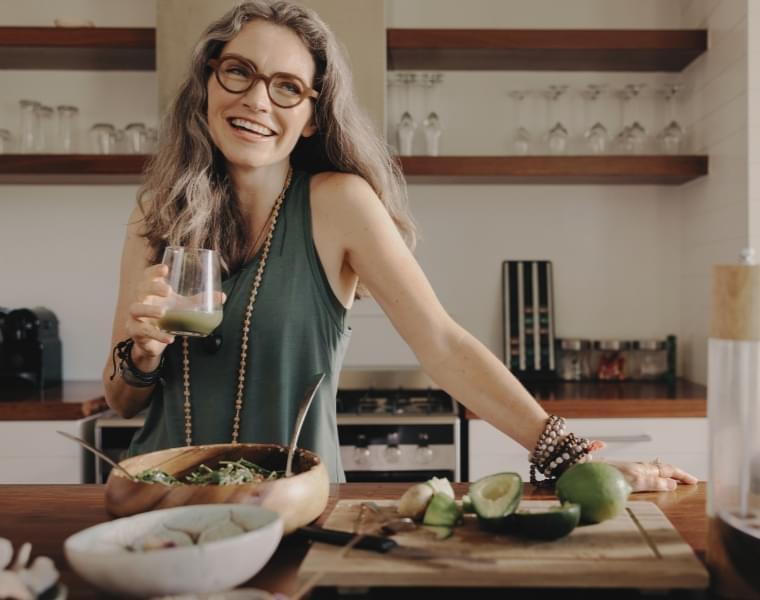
[56,430,136,481]
[285,372,325,477]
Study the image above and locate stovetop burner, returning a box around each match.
[337,388,455,416]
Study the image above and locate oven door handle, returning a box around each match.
[590,434,653,443]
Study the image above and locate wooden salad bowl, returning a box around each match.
[104,443,329,534]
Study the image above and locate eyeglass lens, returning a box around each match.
[216,57,306,107]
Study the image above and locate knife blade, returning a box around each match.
[298,525,494,564]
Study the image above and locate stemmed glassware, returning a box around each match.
[396,72,417,156]
[421,72,443,156]
[658,83,685,154]
[544,85,569,154]
[508,90,531,155]
[581,84,609,155]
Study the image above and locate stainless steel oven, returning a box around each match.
[337,368,461,482]
[94,368,461,483]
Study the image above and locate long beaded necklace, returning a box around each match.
[181,167,293,445]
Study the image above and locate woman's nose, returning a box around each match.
[241,78,271,110]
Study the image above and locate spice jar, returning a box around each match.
[557,338,591,380]
[632,339,668,380]
[592,339,631,380]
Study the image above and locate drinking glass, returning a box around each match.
[544,85,569,154]
[581,84,609,155]
[421,73,443,156]
[508,90,531,155]
[625,83,647,154]
[19,99,40,153]
[396,73,417,156]
[658,83,685,154]
[124,122,147,154]
[89,123,116,154]
[56,105,79,153]
[157,247,223,337]
[35,105,54,152]
[0,129,11,153]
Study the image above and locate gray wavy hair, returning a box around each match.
[138,0,415,287]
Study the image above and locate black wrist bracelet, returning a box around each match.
[110,338,164,387]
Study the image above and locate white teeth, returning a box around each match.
[229,118,274,136]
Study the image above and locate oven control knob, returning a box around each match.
[353,434,371,466]
[384,432,402,463]
[415,432,433,464]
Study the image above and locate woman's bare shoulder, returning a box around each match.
[310,171,381,214]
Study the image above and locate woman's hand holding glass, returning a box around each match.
[126,263,176,363]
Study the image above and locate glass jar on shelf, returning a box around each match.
[631,339,668,380]
[19,99,40,153]
[56,105,79,153]
[89,123,116,154]
[35,105,55,152]
[592,339,631,380]
[556,338,592,380]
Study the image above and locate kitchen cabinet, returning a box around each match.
[0,415,98,483]
[468,417,708,481]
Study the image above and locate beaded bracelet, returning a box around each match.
[529,415,591,487]
[110,338,164,388]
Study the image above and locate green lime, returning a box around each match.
[503,503,581,540]
[556,462,632,524]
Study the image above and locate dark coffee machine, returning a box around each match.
[0,307,62,394]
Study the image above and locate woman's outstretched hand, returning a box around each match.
[601,458,699,492]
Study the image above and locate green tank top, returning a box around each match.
[128,171,351,482]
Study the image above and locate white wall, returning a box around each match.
[676,0,748,383]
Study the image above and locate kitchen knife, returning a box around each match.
[298,525,494,564]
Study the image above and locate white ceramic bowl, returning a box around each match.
[64,504,283,598]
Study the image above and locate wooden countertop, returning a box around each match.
[465,378,706,419]
[0,380,107,420]
[0,482,706,598]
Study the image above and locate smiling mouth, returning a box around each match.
[227,117,276,137]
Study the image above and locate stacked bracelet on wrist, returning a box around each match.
[110,338,164,388]
[529,415,591,487]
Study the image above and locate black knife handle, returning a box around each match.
[298,525,398,553]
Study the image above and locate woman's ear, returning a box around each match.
[302,119,317,138]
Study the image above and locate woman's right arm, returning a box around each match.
[101,205,175,418]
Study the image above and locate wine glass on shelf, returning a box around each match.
[544,85,569,155]
[396,72,417,156]
[421,72,443,156]
[508,90,531,155]
[658,82,685,154]
[613,87,635,154]
[581,84,609,155]
[157,247,223,337]
[625,83,647,154]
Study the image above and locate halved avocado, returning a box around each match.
[503,503,581,540]
[469,472,522,531]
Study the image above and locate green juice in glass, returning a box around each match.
[158,309,223,337]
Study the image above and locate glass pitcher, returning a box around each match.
[707,256,760,598]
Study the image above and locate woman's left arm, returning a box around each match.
[323,174,697,491]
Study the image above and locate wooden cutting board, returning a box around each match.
[298,499,709,590]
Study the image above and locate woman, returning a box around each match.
[103,0,697,490]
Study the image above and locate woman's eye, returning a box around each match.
[224,65,249,78]
[276,80,302,95]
